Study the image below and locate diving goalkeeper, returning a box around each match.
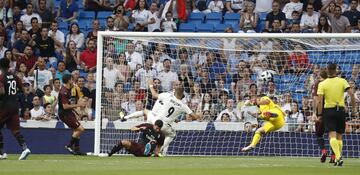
[241,96,286,152]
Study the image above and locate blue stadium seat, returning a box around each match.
[224,13,240,21]
[206,13,222,24]
[259,12,267,21]
[78,20,89,31]
[188,13,205,24]
[97,11,113,19]
[79,11,95,20]
[128,23,135,31]
[179,23,196,32]
[214,24,231,33]
[196,24,214,32]
[255,21,266,33]
[58,22,68,31]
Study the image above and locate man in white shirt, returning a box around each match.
[48,21,65,52]
[157,59,178,92]
[216,99,241,122]
[103,57,120,90]
[135,57,157,90]
[282,0,303,20]
[30,96,45,120]
[20,3,42,30]
[255,0,273,13]
[29,57,52,94]
[147,2,162,32]
[300,4,319,32]
[152,49,164,72]
[125,42,143,71]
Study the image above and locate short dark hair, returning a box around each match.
[0,58,10,69]
[31,17,38,23]
[320,68,328,79]
[163,58,171,63]
[154,120,163,128]
[43,103,51,108]
[43,84,51,91]
[62,74,72,84]
[327,63,337,75]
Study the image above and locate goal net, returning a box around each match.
[95,32,360,157]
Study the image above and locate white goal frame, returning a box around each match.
[94,32,360,155]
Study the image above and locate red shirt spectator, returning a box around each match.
[80,39,97,72]
[124,0,137,11]
[16,45,37,74]
[288,52,309,68]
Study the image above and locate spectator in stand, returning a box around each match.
[265,1,286,31]
[17,62,34,85]
[36,103,57,121]
[116,52,131,83]
[57,0,79,23]
[0,0,13,29]
[178,64,193,94]
[80,39,97,72]
[288,101,305,132]
[104,57,121,90]
[42,85,57,111]
[0,35,7,58]
[157,59,178,92]
[105,16,118,31]
[12,29,30,58]
[75,76,91,98]
[66,23,85,50]
[32,0,54,14]
[49,21,65,53]
[213,90,229,117]
[315,15,332,32]
[124,0,137,12]
[192,0,211,13]
[147,2,162,32]
[135,57,157,92]
[161,11,177,32]
[289,22,301,33]
[125,42,143,71]
[282,0,303,20]
[302,0,322,12]
[55,61,71,82]
[113,5,129,31]
[255,0,273,12]
[336,0,348,12]
[28,17,41,41]
[286,11,300,31]
[130,0,150,31]
[204,51,226,81]
[121,90,137,115]
[239,2,258,33]
[4,50,16,73]
[266,81,281,100]
[225,0,244,13]
[86,19,101,45]
[348,64,360,85]
[281,91,293,115]
[343,0,360,31]
[216,99,241,122]
[300,3,319,33]
[84,0,113,12]
[35,0,54,28]
[208,0,224,13]
[28,57,53,96]
[20,3,42,31]
[232,67,255,100]
[197,93,216,120]
[51,78,61,97]
[172,48,196,75]
[190,82,202,111]
[10,20,24,46]
[35,27,57,65]
[18,83,34,118]
[30,96,45,120]
[63,40,80,73]
[267,41,289,74]
[288,44,310,73]
[75,97,93,121]
[301,95,313,130]
[199,69,216,93]
[241,99,259,132]
[12,5,22,22]
[269,19,283,32]
[322,1,351,33]
[15,45,37,72]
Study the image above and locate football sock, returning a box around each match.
[109,142,123,156]
[124,111,144,120]
[250,131,262,147]
[0,131,3,154]
[74,138,80,151]
[317,136,325,150]
[337,140,343,158]
[68,137,77,147]
[330,138,340,160]
[161,137,174,155]
[14,132,27,150]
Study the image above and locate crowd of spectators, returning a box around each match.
[0,0,359,133]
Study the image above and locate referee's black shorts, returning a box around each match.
[323,107,346,133]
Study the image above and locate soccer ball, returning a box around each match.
[259,71,273,82]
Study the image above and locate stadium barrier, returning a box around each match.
[3,121,359,157]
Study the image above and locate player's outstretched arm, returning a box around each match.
[189,113,200,120]
[130,126,145,132]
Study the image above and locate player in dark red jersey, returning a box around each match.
[0,58,31,160]
[106,120,165,157]
[58,74,86,155]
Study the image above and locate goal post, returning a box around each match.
[95,32,360,157]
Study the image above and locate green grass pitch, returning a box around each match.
[1,155,359,175]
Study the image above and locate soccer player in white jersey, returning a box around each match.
[123,80,199,156]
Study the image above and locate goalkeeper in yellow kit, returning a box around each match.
[241,96,286,152]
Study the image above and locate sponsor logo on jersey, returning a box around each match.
[170,99,181,107]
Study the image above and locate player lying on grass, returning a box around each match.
[106,120,165,157]
[241,96,286,152]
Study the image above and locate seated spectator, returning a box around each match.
[0,35,7,58]
[42,85,57,111]
[241,98,259,131]
[0,0,13,29]
[36,103,57,121]
[12,5,22,22]
[80,39,97,72]
[208,0,224,13]
[192,0,211,13]
[204,51,226,80]
[12,29,30,58]
[104,57,122,90]
[30,96,45,120]
[267,41,289,74]
[343,0,360,31]
[135,57,157,92]
[86,72,96,90]
[300,4,319,33]
[282,0,303,20]
[86,19,101,44]
[147,2,162,32]
[20,3,42,31]
[225,0,244,13]
[75,97,93,121]
[265,81,281,100]
[113,5,129,31]
[10,21,24,46]
[66,23,85,50]
[74,76,92,99]
[15,45,37,73]
[161,11,177,32]
[157,59,178,92]
[124,0,137,12]
[213,90,229,116]
[57,0,78,23]
[55,61,71,82]
[32,0,54,14]
[219,113,231,122]
[51,78,61,100]
[63,41,80,73]
[281,91,293,115]
[130,0,151,31]
[121,90,137,114]
[352,19,360,32]
[29,57,53,97]
[28,17,41,41]
[289,22,301,33]
[239,2,258,33]
[105,16,118,31]
[336,0,348,12]
[178,64,193,94]
[286,11,300,31]
[125,42,143,71]
[321,1,351,33]
[197,93,216,120]
[315,15,332,33]
[35,27,57,64]
[216,99,241,122]
[269,19,283,32]
[265,1,286,31]
[18,83,35,118]
[288,101,305,132]
[201,110,213,122]
[116,52,131,82]
[35,0,54,28]
[288,44,310,73]
[48,21,65,53]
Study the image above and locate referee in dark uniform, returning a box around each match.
[317,63,357,166]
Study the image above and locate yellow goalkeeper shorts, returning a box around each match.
[263,109,285,133]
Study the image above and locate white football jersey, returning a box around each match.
[149,92,193,124]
